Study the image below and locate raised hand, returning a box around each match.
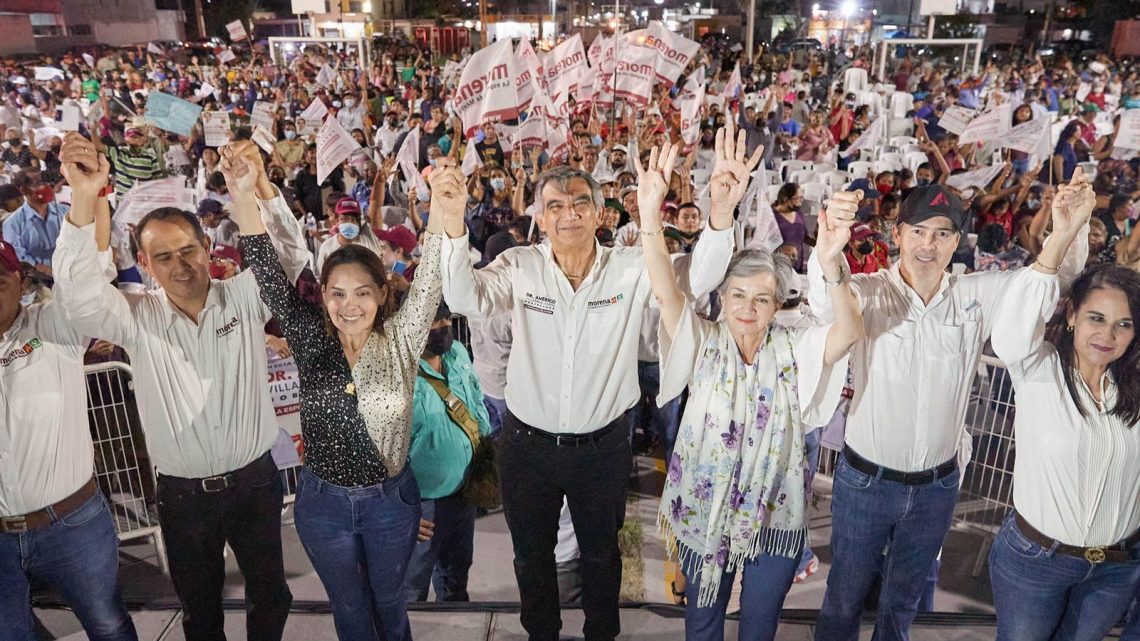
[59,132,101,174]
[60,134,110,200]
[816,190,861,266]
[218,150,260,201]
[709,116,763,216]
[428,157,467,232]
[1051,167,1095,235]
[634,141,679,233]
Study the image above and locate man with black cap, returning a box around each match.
[404,300,492,603]
[0,238,139,640]
[808,180,1092,640]
[195,198,240,251]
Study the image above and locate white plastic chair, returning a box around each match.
[905,152,930,173]
[801,182,828,205]
[779,159,813,182]
[890,135,919,148]
[820,171,849,192]
[790,169,816,185]
[879,152,905,166]
[847,160,875,180]
[767,184,782,202]
[875,159,903,174]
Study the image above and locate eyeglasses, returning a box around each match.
[545,198,594,216]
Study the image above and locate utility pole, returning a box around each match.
[194,0,206,40]
[746,0,756,61]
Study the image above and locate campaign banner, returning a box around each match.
[396,125,428,193]
[200,110,232,147]
[226,19,248,42]
[34,67,64,81]
[316,114,360,184]
[316,64,336,87]
[451,38,519,137]
[218,48,237,64]
[461,137,483,176]
[742,164,783,252]
[250,101,275,131]
[643,21,700,86]
[938,105,975,135]
[266,350,302,465]
[297,97,328,136]
[513,40,540,112]
[515,104,548,148]
[841,114,886,158]
[958,102,1010,146]
[613,46,657,107]
[147,42,165,56]
[679,81,705,147]
[145,91,203,137]
[545,34,587,102]
[252,125,277,154]
[723,63,742,100]
[1002,116,1050,154]
[1117,109,1140,150]
[945,162,1005,191]
[114,177,197,226]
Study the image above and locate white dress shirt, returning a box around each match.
[468,312,512,400]
[52,192,311,478]
[440,228,734,434]
[0,303,93,515]
[806,230,1087,472]
[993,268,1140,547]
[614,221,640,247]
[314,228,386,277]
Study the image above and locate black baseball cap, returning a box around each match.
[899,185,968,232]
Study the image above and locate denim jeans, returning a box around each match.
[500,411,632,641]
[681,543,802,641]
[816,453,960,641]
[990,513,1140,641]
[156,453,292,641]
[1124,598,1140,641]
[295,465,421,641]
[403,493,476,602]
[0,492,137,641]
[484,396,507,437]
[634,361,681,461]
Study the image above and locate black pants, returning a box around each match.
[500,411,631,641]
[156,451,293,641]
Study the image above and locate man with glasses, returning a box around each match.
[438,123,760,641]
[2,168,66,277]
[807,183,1089,640]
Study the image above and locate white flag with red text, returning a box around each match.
[644,21,700,86]
[614,46,657,107]
[450,39,519,138]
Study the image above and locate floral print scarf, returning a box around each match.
[658,323,809,607]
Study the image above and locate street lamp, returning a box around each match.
[839,1,856,53]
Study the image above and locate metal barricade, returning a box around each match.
[84,362,167,573]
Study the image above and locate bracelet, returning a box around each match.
[1035,260,1059,273]
[640,228,665,236]
[822,261,849,287]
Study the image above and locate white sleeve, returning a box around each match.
[51,221,139,348]
[258,186,310,285]
[991,267,1059,378]
[788,321,850,428]
[657,304,716,405]
[439,231,513,319]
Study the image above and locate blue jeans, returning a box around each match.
[1124,597,1140,641]
[635,361,681,461]
[484,396,507,437]
[817,453,960,641]
[0,491,137,641]
[990,513,1140,641]
[403,493,476,602]
[295,465,421,641]
[681,544,802,641]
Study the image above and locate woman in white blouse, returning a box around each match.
[989,172,1140,641]
[638,138,864,641]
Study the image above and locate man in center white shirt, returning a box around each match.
[807,184,1087,640]
[439,123,760,641]
[52,137,310,641]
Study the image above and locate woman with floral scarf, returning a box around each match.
[637,136,864,641]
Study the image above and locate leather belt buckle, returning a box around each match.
[1,516,28,533]
[201,475,230,493]
[556,434,571,447]
[1085,547,1107,564]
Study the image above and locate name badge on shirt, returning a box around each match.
[523,292,556,315]
[586,294,624,313]
[0,337,42,367]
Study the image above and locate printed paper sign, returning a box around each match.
[316,114,360,184]
[34,67,64,81]
[250,101,276,131]
[841,114,886,158]
[226,20,248,42]
[945,162,1005,191]
[114,177,197,226]
[316,64,336,87]
[396,125,428,193]
[147,42,165,56]
[201,110,232,147]
[679,81,705,147]
[451,38,519,137]
[218,48,237,63]
[938,105,976,135]
[1002,116,1050,155]
[145,92,203,137]
[1117,109,1140,150]
[958,103,1011,146]
[252,125,277,154]
[60,104,81,131]
[82,53,95,68]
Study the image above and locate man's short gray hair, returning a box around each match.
[717,248,797,302]
[533,166,603,216]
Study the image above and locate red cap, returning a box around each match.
[851,223,876,241]
[0,239,18,273]
[335,197,362,217]
[376,225,417,255]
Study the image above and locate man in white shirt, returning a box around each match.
[53,136,309,641]
[0,240,138,641]
[376,110,407,158]
[612,187,641,247]
[808,184,1088,640]
[438,122,761,641]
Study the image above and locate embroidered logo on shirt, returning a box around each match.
[587,294,624,312]
[0,338,42,367]
[523,292,556,315]
[215,316,241,337]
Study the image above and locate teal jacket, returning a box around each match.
[408,342,492,499]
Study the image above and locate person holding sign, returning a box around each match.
[229,147,462,641]
[643,139,860,641]
[53,135,308,641]
[437,118,758,641]
[809,176,1091,640]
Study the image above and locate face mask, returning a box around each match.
[6,139,19,147]
[856,240,874,255]
[285,130,296,140]
[32,185,54,203]
[230,94,242,103]
[339,222,360,240]
[416,189,431,203]
[387,118,399,127]
[489,177,506,191]
[345,98,355,108]
[916,177,931,187]
[20,290,35,306]
[428,158,438,168]
[1026,198,1041,210]
[332,101,343,108]
[876,183,894,196]
[425,326,454,356]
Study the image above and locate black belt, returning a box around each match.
[158,451,275,494]
[1014,512,1140,565]
[506,412,621,447]
[842,446,957,486]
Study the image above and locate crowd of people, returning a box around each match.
[2,25,1140,641]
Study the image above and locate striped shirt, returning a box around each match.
[108,144,165,197]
